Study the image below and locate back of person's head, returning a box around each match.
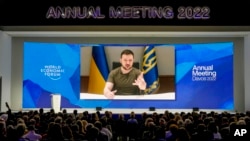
[0,114,8,122]
[17,118,24,125]
[6,125,18,141]
[94,121,103,130]
[27,125,35,131]
[222,116,229,123]
[54,116,63,124]
[168,112,175,119]
[166,119,177,130]
[118,114,124,120]
[83,111,89,117]
[207,121,218,133]
[196,123,206,133]
[49,123,63,137]
[50,108,55,114]
[96,111,101,118]
[61,125,73,139]
[71,124,79,133]
[89,127,99,139]
[73,109,78,116]
[130,111,136,118]
[65,117,73,125]
[16,123,27,138]
[6,119,14,127]
[220,127,230,139]
[229,121,237,131]
[177,119,184,127]
[148,121,156,131]
[100,116,108,127]
[204,117,211,126]
[229,116,237,123]
[177,127,190,141]
[81,120,88,130]
[39,108,44,114]
[33,115,40,123]
[159,117,166,125]
[184,118,192,125]
[62,109,67,114]
[33,110,39,115]
[76,120,83,132]
[104,111,111,118]
[91,113,99,121]
[244,116,250,123]
[237,119,246,125]
[145,117,154,126]
[169,124,179,134]
[48,117,55,123]
[86,123,94,132]
[29,118,36,125]
[142,112,148,119]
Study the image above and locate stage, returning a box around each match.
[19,108,235,115]
[16,92,235,115]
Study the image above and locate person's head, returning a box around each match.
[120,49,134,70]
[27,125,35,131]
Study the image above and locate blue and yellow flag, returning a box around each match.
[142,45,160,94]
[88,46,109,94]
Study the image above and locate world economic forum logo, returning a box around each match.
[192,64,217,81]
[40,65,65,80]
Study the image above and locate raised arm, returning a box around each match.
[133,72,147,90]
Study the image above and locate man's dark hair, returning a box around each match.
[120,49,134,58]
[94,121,103,130]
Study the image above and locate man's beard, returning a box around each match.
[122,65,132,70]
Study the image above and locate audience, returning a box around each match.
[0,108,250,141]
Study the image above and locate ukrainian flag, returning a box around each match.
[142,45,160,94]
[88,46,109,94]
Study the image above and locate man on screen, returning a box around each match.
[103,49,146,99]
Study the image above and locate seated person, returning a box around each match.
[103,49,146,98]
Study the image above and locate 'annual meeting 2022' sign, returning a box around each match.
[46,6,210,20]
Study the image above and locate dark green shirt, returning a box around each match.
[107,67,143,95]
